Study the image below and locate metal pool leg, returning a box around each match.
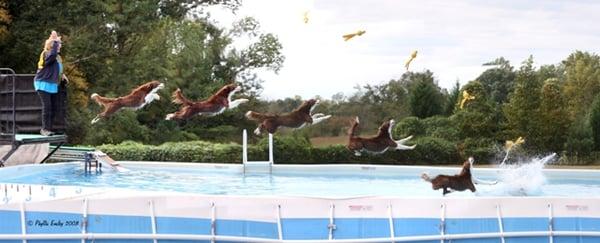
[548,203,554,243]
[440,204,446,243]
[81,198,88,243]
[149,200,157,243]
[328,203,336,240]
[496,204,506,243]
[276,205,283,240]
[210,202,216,243]
[20,202,27,243]
[40,142,64,164]
[0,143,20,167]
[388,204,395,243]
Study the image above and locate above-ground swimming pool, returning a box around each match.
[1,156,600,197]
[0,157,600,242]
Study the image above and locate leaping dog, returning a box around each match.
[91,80,164,124]
[421,157,497,195]
[165,84,248,120]
[245,99,331,135]
[347,117,415,156]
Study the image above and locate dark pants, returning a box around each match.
[37,90,59,131]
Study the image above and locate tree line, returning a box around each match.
[1,1,600,163]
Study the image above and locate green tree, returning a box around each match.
[451,80,497,139]
[0,0,9,43]
[538,78,570,152]
[407,70,444,118]
[478,57,516,105]
[591,94,600,150]
[503,56,543,145]
[562,51,600,120]
[444,81,460,116]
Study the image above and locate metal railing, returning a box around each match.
[1,198,600,243]
[242,129,274,174]
[0,68,16,145]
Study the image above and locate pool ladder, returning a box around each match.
[242,129,273,174]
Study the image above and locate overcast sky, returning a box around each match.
[208,0,600,100]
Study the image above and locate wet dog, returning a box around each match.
[421,157,497,195]
[165,84,248,120]
[346,117,415,156]
[245,99,331,135]
[91,80,164,124]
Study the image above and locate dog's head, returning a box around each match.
[296,99,320,114]
[377,119,394,137]
[139,80,164,93]
[464,157,474,170]
[216,83,242,98]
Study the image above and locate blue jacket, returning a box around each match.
[34,40,62,84]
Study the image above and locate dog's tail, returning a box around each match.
[348,116,360,137]
[90,93,116,107]
[245,111,273,122]
[172,88,193,106]
[421,172,433,182]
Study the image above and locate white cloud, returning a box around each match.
[207,0,600,99]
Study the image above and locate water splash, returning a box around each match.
[496,153,557,196]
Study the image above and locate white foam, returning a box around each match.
[491,153,557,196]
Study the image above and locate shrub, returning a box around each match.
[459,137,498,162]
[409,136,460,164]
[393,116,425,138]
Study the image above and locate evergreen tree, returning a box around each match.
[407,70,444,118]
[591,94,600,150]
[478,57,516,105]
[503,56,543,145]
[538,78,570,152]
[444,80,460,116]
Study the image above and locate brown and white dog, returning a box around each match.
[90,80,164,124]
[165,84,248,120]
[245,99,331,135]
[346,117,415,156]
[421,157,497,195]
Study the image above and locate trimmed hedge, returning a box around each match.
[98,135,464,165]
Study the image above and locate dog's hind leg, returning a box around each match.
[229,98,249,109]
[473,176,498,185]
[395,143,416,150]
[395,135,413,144]
[91,115,101,124]
[311,114,332,125]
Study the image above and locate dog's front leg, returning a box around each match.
[311,113,332,125]
[229,98,249,109]
[472,176,498,185]
[253,126,262,135]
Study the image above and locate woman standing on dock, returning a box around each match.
[33,31,68,136]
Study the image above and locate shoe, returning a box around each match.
[40,129,55,136]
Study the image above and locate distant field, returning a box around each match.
[310,136,347,148]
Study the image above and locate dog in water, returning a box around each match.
[90,80,164,124]
[421,157,497,195]
[165,84,248,120]
[346,117,415,156]
[245,99,331,135]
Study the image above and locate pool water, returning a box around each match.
[1,160,600,197]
